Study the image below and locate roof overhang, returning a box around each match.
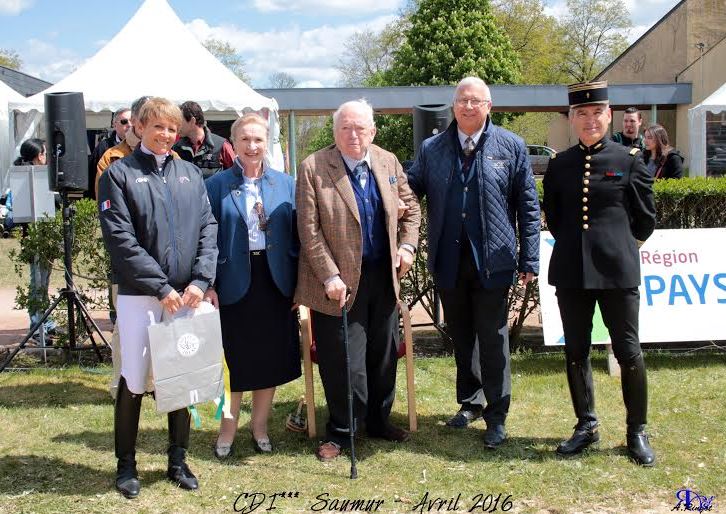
[257,83,692,115]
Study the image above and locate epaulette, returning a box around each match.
[629,147,640,155]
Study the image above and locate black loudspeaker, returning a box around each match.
[413,104,453,159]
[45,92,88,191]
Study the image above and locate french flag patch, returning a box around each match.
[100,200,111,211]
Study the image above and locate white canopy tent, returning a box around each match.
[8,0,283,169]
[688,82,726,177]
[1,81,26,192]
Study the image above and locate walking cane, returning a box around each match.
[341,291,358,479]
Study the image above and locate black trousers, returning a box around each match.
[556,287,648,427]
[312,260,399,447]
[555,288,642,364]
[438,248,511,426]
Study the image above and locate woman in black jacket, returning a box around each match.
[643,124,684,179]
[98,97,217,499]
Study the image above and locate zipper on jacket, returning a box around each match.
[478,151,491,279]
[160,164,179,280]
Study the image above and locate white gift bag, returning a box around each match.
[147,302,224,414]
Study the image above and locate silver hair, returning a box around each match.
[332,99,375,130]
[231,112,269,141]
[453,76,491,102]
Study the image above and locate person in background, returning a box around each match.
[205,113,300,459]
[173,100,235,179]
[89,107,131,198]
[542,81,656,467]
[643,124,684,179]
[98,97,217,498]
[612,107,645,151]
[95,98,148,197]
[14,138,58,340]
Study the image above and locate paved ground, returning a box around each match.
[0,287,452,348]
[0,286,543,352]
[0,287,114,348]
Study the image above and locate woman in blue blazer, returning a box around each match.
[205,113,300,458]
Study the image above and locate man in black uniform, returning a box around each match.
[542,81,657,466]
[173,100,235,179]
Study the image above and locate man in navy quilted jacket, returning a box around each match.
[408,76,540,449]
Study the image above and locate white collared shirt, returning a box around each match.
[341,151,372,188]
[457,125,485,150]
[236,157,266,251]
[139,143,168,171]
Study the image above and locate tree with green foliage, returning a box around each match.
[311,0,524,161]
[0,48,22,69]
[203,38,251,84]
[491,0,568,84]
[559,0,632,82]
[387,0,521,86]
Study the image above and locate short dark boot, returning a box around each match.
[557,359,600,456]
[114,376,142,499]
[621,353,655,466]
[166,408,198,490]
[626,425,656,466]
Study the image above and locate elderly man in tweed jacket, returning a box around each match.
[295,99,421,462]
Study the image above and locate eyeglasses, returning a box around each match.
[118,119,130,125]
[253,201,267,231]
[455,98,490,108]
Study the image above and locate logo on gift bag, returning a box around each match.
[177,333,200,357]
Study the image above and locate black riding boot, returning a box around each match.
[557,358,600,456]
[166,408,198,490]
[114,376,142,499]
[621,353,655,466]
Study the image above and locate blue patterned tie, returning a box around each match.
[353,162,368,189]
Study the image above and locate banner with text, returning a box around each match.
[540,228,726,345]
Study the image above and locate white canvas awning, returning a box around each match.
[8,0,283,169]
[688,82,726,177]
[1,81,26,191]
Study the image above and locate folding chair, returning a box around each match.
[299,300,417,439]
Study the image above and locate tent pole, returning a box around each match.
[288,111,297,177]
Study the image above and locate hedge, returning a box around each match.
[536,176,726,230]
[12,178,726,348]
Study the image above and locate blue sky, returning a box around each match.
[0,0,681,88]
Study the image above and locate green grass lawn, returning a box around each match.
[0,351,723,513]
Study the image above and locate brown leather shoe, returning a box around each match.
[369,424,411,443]
[316,441,341,462]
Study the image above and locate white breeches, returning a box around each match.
[116,295,164,394]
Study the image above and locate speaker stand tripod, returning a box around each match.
[0,192,110,372]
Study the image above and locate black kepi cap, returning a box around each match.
[567,81,608,108]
